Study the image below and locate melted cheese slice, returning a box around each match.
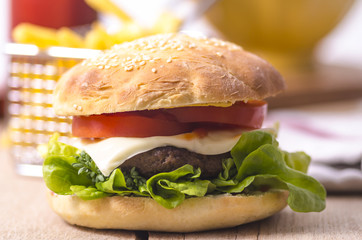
[73,129,245,176]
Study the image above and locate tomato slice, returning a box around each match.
[72,101,267,138]
[72,113,191,138]
[163,101,267,129]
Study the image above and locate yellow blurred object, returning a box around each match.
[111,22,148,44]
[152,12,182,34]
[12,23,59,48]
[0,127,11,149]
[85,0,132,23]
[56,27,84,48]
[207,0,355,73]
[85,22,113,49]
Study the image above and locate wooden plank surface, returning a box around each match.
[259,196,362,240]
[149,222,259,240]
[1,146,361,240]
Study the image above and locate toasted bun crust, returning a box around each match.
[47,190,288,232]
[53,33,285,116]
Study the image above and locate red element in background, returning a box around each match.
[11,0,97,29]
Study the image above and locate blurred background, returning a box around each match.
[0,0,361,191]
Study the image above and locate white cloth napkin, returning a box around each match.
[266,99,362,192]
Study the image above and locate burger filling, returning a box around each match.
[40,101,326,212]
[72,127,244,176]
[120,146,229,178]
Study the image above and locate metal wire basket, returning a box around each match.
[5,43,100,176]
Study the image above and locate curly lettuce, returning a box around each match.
[41,130,326,212]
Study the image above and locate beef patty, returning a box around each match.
[119,146,230,179]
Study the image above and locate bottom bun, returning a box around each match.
[46,190,288,232]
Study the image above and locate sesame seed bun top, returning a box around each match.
[53,33,285,116]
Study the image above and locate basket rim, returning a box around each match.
[4,43,101,59]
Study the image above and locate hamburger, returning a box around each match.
[40,33,326,232]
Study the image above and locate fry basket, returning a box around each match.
[4,43,100,176]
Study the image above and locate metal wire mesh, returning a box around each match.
[5,43,99,176]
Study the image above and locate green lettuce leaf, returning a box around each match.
[43,155,92,195]
[213,176,256,193]
[70,185,111,200]
[95,169,149,197]
[283,151,311,173]
[231,130,278,169]
[42,134,92,195]
[146,165,211,208]
[235,141,326,212]
[39,133,79,159]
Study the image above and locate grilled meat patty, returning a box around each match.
[120,146,230,179]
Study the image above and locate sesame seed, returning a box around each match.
[188,43,196,48]
[140,61,146,66]
[159,40,166,46]
[105,65,111,69]
[166,57,172,63]
[98,66,104,69]
[216,52,223,57]
[177,46,184,51]
[143,56,151,60]
[126,57,131,61]
[152,68,157,73]
[72,104,82,111]
[124,65,134,71]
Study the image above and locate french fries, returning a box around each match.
[152,12,182,35]
[84,22,114,49]
[57,28,85,48]
[111,22,147,45]
[12,23,59,48]
[12,1,182,50]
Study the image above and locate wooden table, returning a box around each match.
[0,146,361,240]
